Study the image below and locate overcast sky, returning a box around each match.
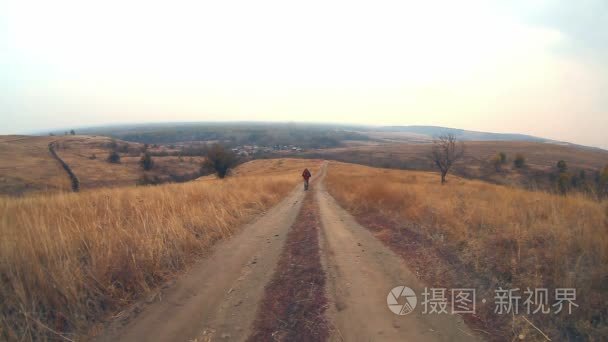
[1,0,607,148]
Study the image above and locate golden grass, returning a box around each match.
[325,162,608,340]
[232,158,321,177]
[0,136,71,195]
[0,135,208,195]
[53,136,206,189]
[310,141,608,190]
[320,141,608,170]
[0,159,321,340]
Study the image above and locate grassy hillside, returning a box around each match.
[306,141,608,191]
[0,136,71,196]
[52,136,205,189]
[0,135,207,196]
[5,134,605,196]
[325,162,608,340]
[0,158,321,340]
[369,125,547,142]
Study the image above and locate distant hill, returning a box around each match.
[59,122,369,148]
[375,125,548,142]
[43,122,604,152]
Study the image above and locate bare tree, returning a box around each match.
[429,133,464,184]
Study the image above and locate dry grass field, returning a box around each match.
[0,136,71,196]
[0,158,321,340]
[307,141,608,190]
[314,141,608,169]
[325,162,608,340]
[0,135,206,196]
[231,158,320,177]
[51,136,206,189]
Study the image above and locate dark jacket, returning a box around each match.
[302,169,311,180]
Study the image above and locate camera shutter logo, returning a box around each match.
[387,286,417,315]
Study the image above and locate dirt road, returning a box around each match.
[98,163,480,341]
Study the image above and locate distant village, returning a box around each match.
[231,144,303,156]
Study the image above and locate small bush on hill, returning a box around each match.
[513,154,526,168]
[140,153,154,170]
[498,151,507,163]
[107,151,121,164]
[557,160,568,173]
[492,152,507,171]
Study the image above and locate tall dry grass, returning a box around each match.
[0,159,321,340]
[325,162,608,340]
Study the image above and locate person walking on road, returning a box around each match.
[302,168,312,190]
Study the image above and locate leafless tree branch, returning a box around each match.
[429,133,464,184]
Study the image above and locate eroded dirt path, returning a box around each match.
[315,176,480,341]
[97,184,308,342]
[247,184,328,341]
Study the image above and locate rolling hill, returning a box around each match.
[0,135,205,196]
[369,125,549,143]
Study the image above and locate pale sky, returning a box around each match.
[1,0,607,148]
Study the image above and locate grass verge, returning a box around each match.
[325,162,607,341]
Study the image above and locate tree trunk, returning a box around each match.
[441,171,447,184]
